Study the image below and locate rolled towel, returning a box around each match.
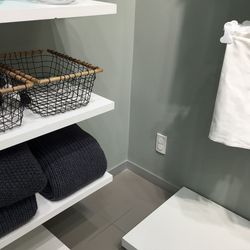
[0,143,47,208]
[28,125,107,201]
[0,196,37,237]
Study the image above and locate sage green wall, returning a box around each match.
[51,0,135,169]
[0,0,135,169]
[0,21,56,52]
[129,0,250,219]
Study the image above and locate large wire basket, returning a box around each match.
[0,49,103,117]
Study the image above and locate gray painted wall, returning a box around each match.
[51,0,135,169]
[0,0,135,169]
[129,0,250,219]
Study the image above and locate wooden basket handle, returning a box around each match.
[0,65,33,95]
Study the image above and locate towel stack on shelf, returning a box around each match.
[28,125,107,201]
[0,125,107,237]
[0,144,47,237]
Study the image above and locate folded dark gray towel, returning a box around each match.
[0,143,47,208]
[28,125,107,201]
[0,196,37,237]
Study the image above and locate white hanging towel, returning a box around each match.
[209,20,250,149]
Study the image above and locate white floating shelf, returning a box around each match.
[122,187,250,250]
[0,172,113,249]
[0,0,117,24]
[3,226,69,250]
[0,93,114,151]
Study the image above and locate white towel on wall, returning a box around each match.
[209,21,250,149]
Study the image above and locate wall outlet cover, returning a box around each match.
[156,133,167,155]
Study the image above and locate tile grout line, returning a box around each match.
[79,207,133,246]
[110,208,134,234]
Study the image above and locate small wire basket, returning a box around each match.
[0,67,33,133]
[0,49,103,117]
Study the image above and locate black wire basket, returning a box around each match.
[0,67,33,133]
[0,49,103,117]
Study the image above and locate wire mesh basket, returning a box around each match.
[0,49,103,117]
[0,66,33,133]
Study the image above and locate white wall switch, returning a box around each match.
[156,133,167,155]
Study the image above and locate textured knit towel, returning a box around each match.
[0,143,47,208]
[28,125,107,201]
[0,196,37,237]
[210,20,250,149]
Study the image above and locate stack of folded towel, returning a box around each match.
[0,143,47,237]
[28,125,107,201]
[0,125,107,237]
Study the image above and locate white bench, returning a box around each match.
[122,187,250,250]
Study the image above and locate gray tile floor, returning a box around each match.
[45,169,172,250]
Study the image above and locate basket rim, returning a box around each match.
[0,49,103,86]
[0,65,33,95]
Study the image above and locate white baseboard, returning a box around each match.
[109,160,179,194]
